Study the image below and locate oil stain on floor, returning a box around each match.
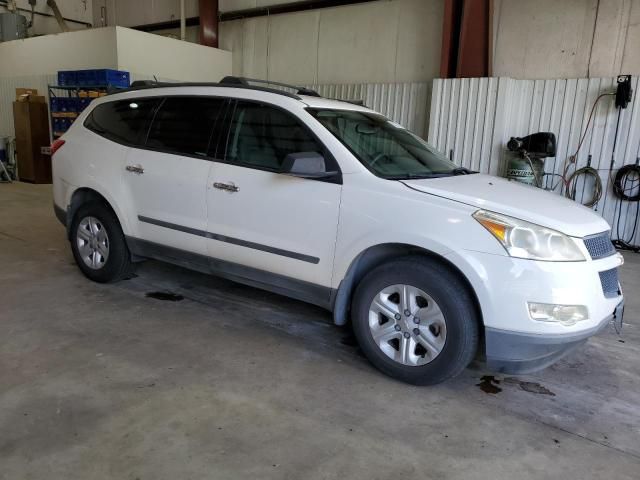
[477,375,556,396]
[145,291,185,302]
[504,377,556,396]
[477,375,502,394]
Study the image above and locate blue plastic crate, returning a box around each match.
[53,118,63,133]
[75,69,130,88]
[78,97,92,111]
[50,97,60,112]
[57,97,70,112]
[68,97,79,112]
[57,71,77,86]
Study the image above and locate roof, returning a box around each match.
[298,95,376,113]
[111,77,375,113]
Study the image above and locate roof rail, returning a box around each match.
[111,79,305,100]
[220,76,322,97]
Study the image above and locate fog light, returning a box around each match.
[527,303,589,326]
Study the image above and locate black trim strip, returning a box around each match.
[220,0,378,21]
[137,215,320,264]
[132,16,200,32]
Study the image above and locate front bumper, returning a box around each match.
[485,298,623,373]
[444,248,624,373]
[54,203,67,227]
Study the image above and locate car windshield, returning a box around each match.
[309,108,474,179]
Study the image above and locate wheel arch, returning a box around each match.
[331,243,484,340]
[66,187,126,240]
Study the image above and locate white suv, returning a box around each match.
[52,77,624,385]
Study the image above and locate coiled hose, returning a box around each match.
[613,164,640,202]
[564,166,603,208]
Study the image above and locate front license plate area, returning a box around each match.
[613,299,625,334]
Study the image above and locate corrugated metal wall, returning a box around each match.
[308,82,431,139]
[429,76,640,245]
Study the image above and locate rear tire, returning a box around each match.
[351,256,479,385]
[70,202,135,283]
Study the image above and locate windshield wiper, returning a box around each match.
[451,167,477,175]
[386,169,477,180]
[386,173,441,180]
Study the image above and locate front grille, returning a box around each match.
[583,232,616,259]
[599,268,620,298]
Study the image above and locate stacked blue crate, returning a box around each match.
[58,69,130,88]
[52,69,129,136]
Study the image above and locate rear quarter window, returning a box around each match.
[83,98,160,146]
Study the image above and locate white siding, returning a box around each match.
[430,76,640,244]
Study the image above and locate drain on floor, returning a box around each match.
[477,375,502,394]
[145,291,184,302]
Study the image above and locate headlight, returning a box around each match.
[473,210,585,261]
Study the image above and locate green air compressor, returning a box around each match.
[506,132,556,188]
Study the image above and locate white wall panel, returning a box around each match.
[219,0,443,85]
[430,76,640,245]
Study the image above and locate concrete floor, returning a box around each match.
[1,182,639,480]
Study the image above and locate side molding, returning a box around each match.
[138,215,320,264]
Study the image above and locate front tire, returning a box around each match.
[70,202,134,283]
[351,256,479,385]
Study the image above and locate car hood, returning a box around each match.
[401,174,610,237]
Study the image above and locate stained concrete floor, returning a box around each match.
[1,182,639,480]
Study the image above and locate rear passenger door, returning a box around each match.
[120,96,227,256]
[205,100,342,294]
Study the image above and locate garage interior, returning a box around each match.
[1,0,640,478]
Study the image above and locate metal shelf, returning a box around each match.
[47,85,110,140]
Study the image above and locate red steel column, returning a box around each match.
[457,0,492,77]
[199,0,219,48]
[440,0,492,78]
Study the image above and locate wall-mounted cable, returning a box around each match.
[564,164,603,208]
[612,160,640,252]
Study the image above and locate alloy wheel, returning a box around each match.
[368,284,447,366]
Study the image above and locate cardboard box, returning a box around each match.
[17,94,46,103]
[16,88,38,100]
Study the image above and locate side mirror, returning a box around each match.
[281,152,338,179]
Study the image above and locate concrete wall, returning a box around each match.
[219,0,443,84]
[84,0,640,82]
[92,0,198,27]
[0,0,92,35]
[493,0,640,79]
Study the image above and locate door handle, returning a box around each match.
[213,182,239,193]
[125,164,144,174]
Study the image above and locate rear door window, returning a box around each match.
[84,98,160,146]
[146,97,228,157]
